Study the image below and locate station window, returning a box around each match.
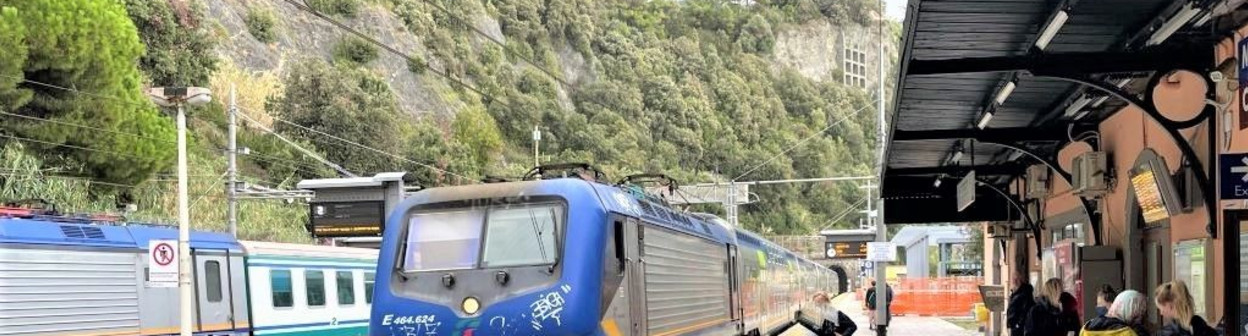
[205,261,222,302]
[306,270,326,307]
[337,271,355,305]
[364,272,375,304]
[1050,223,1084,245]
[270,270,293,308]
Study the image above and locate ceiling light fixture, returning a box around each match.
[1064,95,1093,117]
[994,81,1017,105]
[1146,4,1201,46]
[1035,10,1069,50]
[1090,95,1110,108]
[977,112,994,129]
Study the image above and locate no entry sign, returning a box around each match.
[148,240,178,288]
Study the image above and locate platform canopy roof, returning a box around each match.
[882,0,1228,224]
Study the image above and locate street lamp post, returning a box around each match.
[147,87,211,336]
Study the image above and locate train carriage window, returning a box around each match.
[364,272,375,304]
[271,270,293,308]
[481,204,562,268]
[205,261,222,302]
[306,270,326,307]
[337,271,355,305]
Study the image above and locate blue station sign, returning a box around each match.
[1220,153,1248,200]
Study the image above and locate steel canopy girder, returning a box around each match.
[906,44,1213,76]
[887,165,1022,177]
[892,127,1068,143]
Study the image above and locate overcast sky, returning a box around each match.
[885,0,906,21]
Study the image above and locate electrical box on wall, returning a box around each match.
[1026,165,1049,199]
[1072,152,1109,198]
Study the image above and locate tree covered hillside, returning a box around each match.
[0,0,896,240]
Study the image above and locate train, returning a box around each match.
[0,204,378,336]
[369,165,843,336]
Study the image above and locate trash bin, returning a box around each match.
[974,302,988,324]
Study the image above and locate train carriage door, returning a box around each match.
[728,245,741,322]
[623,217,647,335]
[194,250,235,332]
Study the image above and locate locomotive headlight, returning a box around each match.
[462,297,481,315]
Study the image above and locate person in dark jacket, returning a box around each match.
[813,291,857,336]
[1025,278,1081,336]
[1008,275,1036,336]
[865,280,893,330]
[1096,285,1118,318]
[1061,292,1082,334]
[1080,289,1149,336]
[1154,281,1217,336]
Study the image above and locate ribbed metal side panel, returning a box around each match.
[642,226,729,335]
[0,248,141,336]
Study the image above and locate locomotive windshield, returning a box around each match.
[402,203,564,272]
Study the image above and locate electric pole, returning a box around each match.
[227,85,239,238]
[874,1,890,333]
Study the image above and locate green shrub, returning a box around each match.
[406,55,427,74]
[123,0,219,86]
[332,36,379,66]
[306,0,360,18]
[245,8,278,43]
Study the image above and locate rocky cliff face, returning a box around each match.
[205,0,457,117]
[773,19,898,91]
[202,0,885,120]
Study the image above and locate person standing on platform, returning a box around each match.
[1154,281,1217,336]
[1024,278,1080,336]
[814,291,857,336]
[1079,289,1150,336]
[1008,275,1036,336]
[1061,292,1083,335]
[1096,285,1118,318]
[865,280,892,331]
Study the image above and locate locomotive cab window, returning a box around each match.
[481,204,561,268]
[401,202,565,272]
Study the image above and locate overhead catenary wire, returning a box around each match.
[817,197,868,232]
[0,133,158,161]
[5,73,469,186]
[279,0,512,109]
[0,170,146,189]
[258,113,478,183]
[734,103,875,181]
[234,112,357,177]
[0,110,176,144]
[416,0,571,86]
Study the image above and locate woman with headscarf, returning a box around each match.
[1079,289,1150,336]
[1024,278,1080,336]
[1154,281,1217,336]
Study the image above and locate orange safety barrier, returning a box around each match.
[852,277,984,317]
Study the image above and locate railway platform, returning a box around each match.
[782,294,979,336]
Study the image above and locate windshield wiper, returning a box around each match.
[526,207,551,265]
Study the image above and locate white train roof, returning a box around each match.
[240,240,379,261]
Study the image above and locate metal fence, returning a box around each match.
[854,276,984,317]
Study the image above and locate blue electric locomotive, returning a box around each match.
[370,165,840,336]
